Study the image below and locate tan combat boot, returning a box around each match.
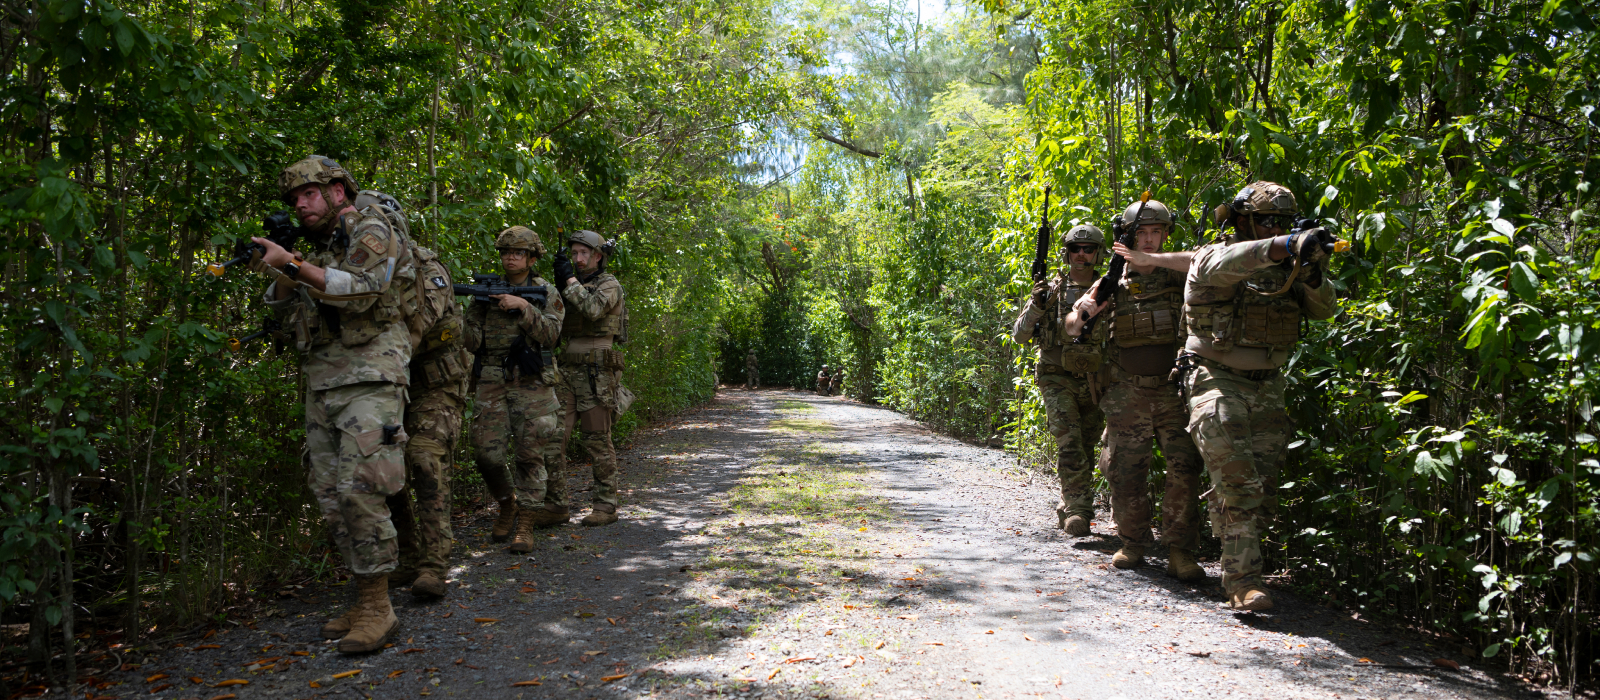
[1062,514,1089,537]
[509,511,537,553]
[1112,544,1146,569]
[338,574,399,654]
[319,608,357,640]
[490,498,519,543]
[1229,586,1274,611]
[580,503,618,527]
[411,570,447,599]
[1167,548,1205,582]
[525,506,571,528]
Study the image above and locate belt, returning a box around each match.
[1197,356,1280,382]
[1108,364,1174,388]
[559,350,601,365]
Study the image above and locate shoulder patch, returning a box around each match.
[430,276,447,289]
[348,248,370,266]
[359,232,386,254]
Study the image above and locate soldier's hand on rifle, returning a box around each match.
[1073,292,1110,320]
[492,293,531,312]
[552,250,576,290]
[251,236,294,268]
[1031,279,1049,306]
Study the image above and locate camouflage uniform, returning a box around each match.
[264,209,417,577]
[1099,265,1202,551]
[1012,274,1107,524]
[389,246,470,584]
[550,249,628,514]
[745,352,759,389]
[1181,182,1338,600]
[815,368,831,395]
[466,274,566,514]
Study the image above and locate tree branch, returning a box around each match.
[813,131,882,158]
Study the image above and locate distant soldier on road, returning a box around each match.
[816,364,832,396]
[1180,181,1339,610]
[1012,224,1108,534]
[466,227,567,549]
[829,368,844,396]
[549,229,632,527]
[1065,198,1204,582]
[746,351,760,390]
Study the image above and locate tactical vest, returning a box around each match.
[559,273,627,342]
[1183,246,1302,355]
[408,246,467,390]
[1038,276,1105,374]
[288,212,417,350]
[1111,267,1182,348]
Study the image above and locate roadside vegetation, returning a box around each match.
[3,0,1595,690]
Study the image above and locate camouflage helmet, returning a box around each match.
[1121,199,1175,231]
[1213,181,1297,238]
[1233,181,1297,215]
[495,226,546,258]
[1061,224,1106,264]
[567,229,610,254]
[278,155,358,204]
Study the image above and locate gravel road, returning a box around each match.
[106,389,1547,700]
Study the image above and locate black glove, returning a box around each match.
[552,249,575,290]
[1030,279,1049,307]
[1285,226,1332,264]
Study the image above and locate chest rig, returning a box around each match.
[1037,276,1104,374]
[286,213,416,350]
[559,273,628,343]
[1111,267,1182,348]
[1183,243,1302,355]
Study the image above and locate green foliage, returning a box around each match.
[744,0,1600,684]
[1,0,791,668]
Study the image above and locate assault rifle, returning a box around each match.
[1031,185,1053,282]
[1289,218,1351,256]
[207,211,305,278]
[1077,191,1148,341]
[453,273,549,308]
[227,318,283,353]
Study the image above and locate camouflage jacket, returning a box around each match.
[463,274,565,384]
[264,209,417,391]
[1183,236,1339,370]
[1011,274,1106,375]
[558,272,625,343]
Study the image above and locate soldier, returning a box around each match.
[357,191,469,600]
[549,230,630,527]
[1063,198,1204,582]
[829,368,844,396]
[745,351,760,390]
[466,227,567,549]
[1179,181,1338,610]
[816,365,831,396]
[253,156,415,653]
[1012,224,1108,535]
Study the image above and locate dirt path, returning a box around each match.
[113,390,1543,700]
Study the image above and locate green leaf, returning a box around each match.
[1482,643,1501,658]
[1509,262,1539,300]
[1395,391,1427,406]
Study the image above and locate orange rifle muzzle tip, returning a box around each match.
[1333,240,1351,253]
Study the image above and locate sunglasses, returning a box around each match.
[1255,214,1295,230]
[1066,244,1097,254]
